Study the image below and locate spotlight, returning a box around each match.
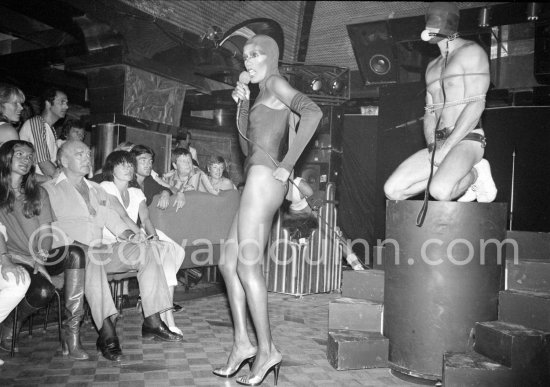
[478,7,490,28]
[329,78,344,93]
[310,77,323,92]
[527,2,541,21]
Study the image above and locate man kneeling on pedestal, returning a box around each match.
[384,2,497,203]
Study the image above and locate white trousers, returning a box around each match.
[0,264,30,323]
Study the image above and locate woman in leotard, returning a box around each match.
[213,35,322,386]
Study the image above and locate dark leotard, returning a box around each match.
[237,89,322,176]
[244,104,291,173]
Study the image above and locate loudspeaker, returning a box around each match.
[347,21,398,85]
[294,105,343,204]
[535,21,550,85]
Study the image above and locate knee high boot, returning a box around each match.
[61,268,89,360]
[0,298,40,352]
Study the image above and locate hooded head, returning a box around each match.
[421,2,460,44]
[243,34,280,84]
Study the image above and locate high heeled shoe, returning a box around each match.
[212,348,257,378]
[236,352,282,386]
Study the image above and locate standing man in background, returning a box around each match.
[19,87,68,179]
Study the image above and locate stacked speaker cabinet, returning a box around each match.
[294,105,344,206]
[347,21,398,85]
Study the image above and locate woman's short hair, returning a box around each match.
[102,150,136,182]
[206,155,226,168]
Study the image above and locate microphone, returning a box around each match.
[237,71,250,107]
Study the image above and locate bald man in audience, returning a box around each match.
[43,140,182,362]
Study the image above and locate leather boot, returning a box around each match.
[0,298,39,352]
[61,269,89,360]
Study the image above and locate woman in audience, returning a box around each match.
[163,148,218,195]
[0,221,30,366]
[214,35,322,385]
[204,155,236,192]
[0,140,89,359]
[100,150,185,335]
[0,84,25,146]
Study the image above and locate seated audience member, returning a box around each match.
[286,177,314,216]
[283,177,365,269]
[90,141,135,182]
[56,120,93,178]
[100,150,185,331]
[0,222,30,366]
[129,145,192,292]
[0,140,90,359]
[204,155,236,192]
[281,177,317,239]
[163,148,218,195]
[0,84,25,146]
[43,140,183,362]
[129,145,179,208]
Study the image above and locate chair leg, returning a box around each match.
[44,301,51,332]
[28,314,33,337]
[55,290,62,343]
[10,306,18,358]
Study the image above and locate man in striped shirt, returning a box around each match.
[19,87,68,179]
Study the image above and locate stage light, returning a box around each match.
[329,78,344,93]
[310,77,323,92]
[478,7,490,28]
[527,3,541,21]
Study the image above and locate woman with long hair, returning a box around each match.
[0,140,89,359]
[0,84,25,146]
[100,150,185,336]
[214,35,322,385]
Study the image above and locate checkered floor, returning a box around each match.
[0,284,420,387]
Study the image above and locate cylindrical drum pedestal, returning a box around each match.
[383,200,508,380]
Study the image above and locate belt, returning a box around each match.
[435,128,486,148]
[435,122,483,141]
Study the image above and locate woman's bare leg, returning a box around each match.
[236,166,284,378]
[216,211,256,373]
